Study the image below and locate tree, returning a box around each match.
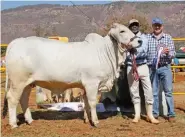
[51,26,58,36]
[32,25,44,37]
[32,25,52,37]
[33,25,59,37]
[97,14,152,36]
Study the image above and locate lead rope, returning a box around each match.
[131,53,139,81]
[120,35,140,81]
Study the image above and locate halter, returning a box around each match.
[120,35,139,49]
[120,35,140,81]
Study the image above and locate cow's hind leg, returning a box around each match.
[20,85,33,125]
[85,83,99,127]
[7,83,25,129]
[64,89,72,102]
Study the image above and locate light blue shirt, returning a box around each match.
[125,32,148,66]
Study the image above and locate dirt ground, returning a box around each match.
[173,72,185,92]
[1,73,185,137]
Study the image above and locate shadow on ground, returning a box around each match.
[17,110,122,126]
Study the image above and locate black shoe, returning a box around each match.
[102,98,114,108]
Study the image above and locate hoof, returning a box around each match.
[89,120,99,127]
[92,123,98,128]
[84,118,89,124]
[26,119,34,125]
[92,121,99,128]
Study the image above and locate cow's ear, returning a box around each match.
[112,23,119,28]
[109,24,119,43]
[109,31,120,45]
[108,31,112,36]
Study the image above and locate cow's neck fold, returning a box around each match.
[103,35,121,81]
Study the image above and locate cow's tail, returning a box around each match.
[2,70,9,119]
[2,40,14,119]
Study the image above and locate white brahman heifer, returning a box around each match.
[2,23,141,128]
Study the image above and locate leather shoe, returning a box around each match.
[168,117,176,123]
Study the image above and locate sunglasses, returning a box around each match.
[153,23,162,27]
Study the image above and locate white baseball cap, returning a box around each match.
[128,19,139,26]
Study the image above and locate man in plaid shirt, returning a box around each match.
[147,17,176,122]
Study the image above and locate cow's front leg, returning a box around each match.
[7,85,24,129]
[83,94,90,123]
[20,86,33,125]
[89,99,99,127]
[85,84,99,127]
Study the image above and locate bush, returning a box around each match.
[1,47,7,57]
[97,14,152,36]
[32,25,58,37]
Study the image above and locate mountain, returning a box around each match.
[1,1,185,43]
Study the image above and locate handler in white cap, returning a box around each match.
[125,19,159,124]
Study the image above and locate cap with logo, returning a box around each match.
[152,17,163,25]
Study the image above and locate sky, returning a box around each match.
[1,0,184,10]
[1,1,112,10]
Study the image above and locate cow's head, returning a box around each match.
[108,23,142,50]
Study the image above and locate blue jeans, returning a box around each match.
[149,64,175,117]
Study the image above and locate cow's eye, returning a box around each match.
[120,30,125,33]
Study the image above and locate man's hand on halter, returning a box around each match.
[162,47,169,54]
[129,48,137,54]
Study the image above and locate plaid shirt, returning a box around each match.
[146,33,175,65]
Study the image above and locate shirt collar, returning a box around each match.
[136,31,142,37]
[152,32,165,40]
